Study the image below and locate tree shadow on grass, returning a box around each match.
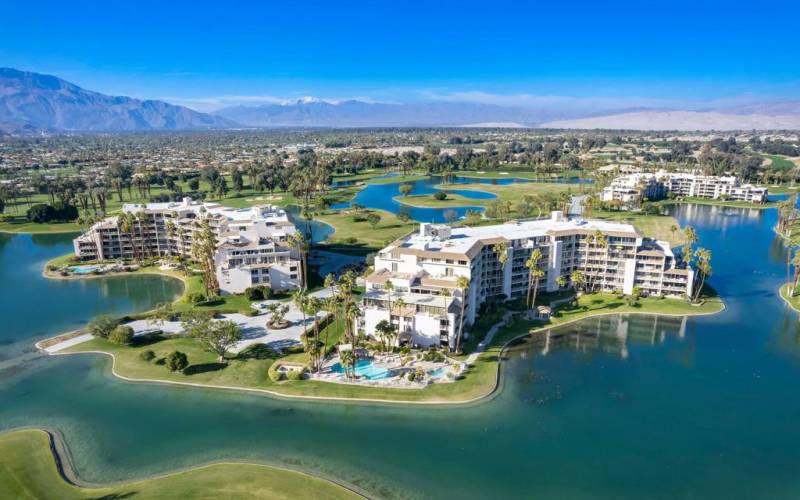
[130,333,166,348]
[236,343,279,361]
[184,362,228,375]
[198,298,225,307]
[90,492,138,499]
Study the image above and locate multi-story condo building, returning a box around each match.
[602,170,767,207]
[360,212,694,350]
[73,197,302,294]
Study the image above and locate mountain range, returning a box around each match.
[214,99,587,128]
[1,68,799,132]
[0,68,236,133]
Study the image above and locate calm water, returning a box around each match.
[0,233,183,364]
[331,175,588,223]
[3,204,800,498]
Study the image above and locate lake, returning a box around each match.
[3,203,800,498]
[331,175,588,223]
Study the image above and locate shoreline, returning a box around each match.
[0,427,368,498]
[779,283,800,312]
[40,298,725,407]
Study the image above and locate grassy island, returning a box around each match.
[59,287,723,405]
[0,429,360,499]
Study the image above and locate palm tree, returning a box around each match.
[304,297,323,370]
[454,276,470,353]
[682,226,698,266]
[344,299,361,356]
[792,251,800,297]
[582,233,594,291]
[165,220,176,257]
[692,247,712,302]
[384,280,394,323]
[592,230,608,292]
[293,289,309,349]
[493,241,509,268]
[525,248,543,308]
[288,232,309,289]
[117,212,136,262]
[556,275,568,290]
[339,348,355,379]
[570,270,585,293]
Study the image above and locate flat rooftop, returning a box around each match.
[396,216,640,256]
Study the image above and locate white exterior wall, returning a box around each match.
[546,239,563,292]
[622,259,637,295]
[412,314,444,347]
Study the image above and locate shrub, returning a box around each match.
[286,370,304,381]
[423,350,445,362]
[26,202,78,223]
[166,351,189,372]
[269,369,285,382]
[344,236,358,244]
[186,292,206,304]
[245,286,264,301]
[108,325,134,345]
[256,285,271,300]
[139,350,156,362]
[433,191,448,201]
[87,315,118,338]
[27,204,56,223]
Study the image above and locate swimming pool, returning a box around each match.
[428,367,449,379]
[331,359,393,380]
[70,265,103,274]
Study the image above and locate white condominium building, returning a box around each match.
[361,212,694,350]
[73,197,302,294]
[602,170,767,206]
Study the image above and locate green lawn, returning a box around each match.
[588,209,687,246]
[64,287,722,404]
[456,170,588,181]
[0,175,362,233]
[394,193,479,208]
[315,209,415,249]
[365,173,429,184]
[0,218,85,234]
[760,184,800,195]
[391,181,575,219]
[0,429,359,499]
[764,154,796,170]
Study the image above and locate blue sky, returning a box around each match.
[1,0,798,111]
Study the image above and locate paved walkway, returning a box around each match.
[44,333,93,353]
[465,310,515,364]
[42,285,353,354]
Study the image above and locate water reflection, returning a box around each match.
[510,314,689,361]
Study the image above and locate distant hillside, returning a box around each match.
[215,99,579,128]
[540,109,800,131]
[0,68,238,133]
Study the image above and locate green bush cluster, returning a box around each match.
[186,292,206,304]
[166,351,188,372]
[422,350,445,362]
[139,350,156,362]
[245,285,272,301]
[108,325,134,345]
[26,202,79,223]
